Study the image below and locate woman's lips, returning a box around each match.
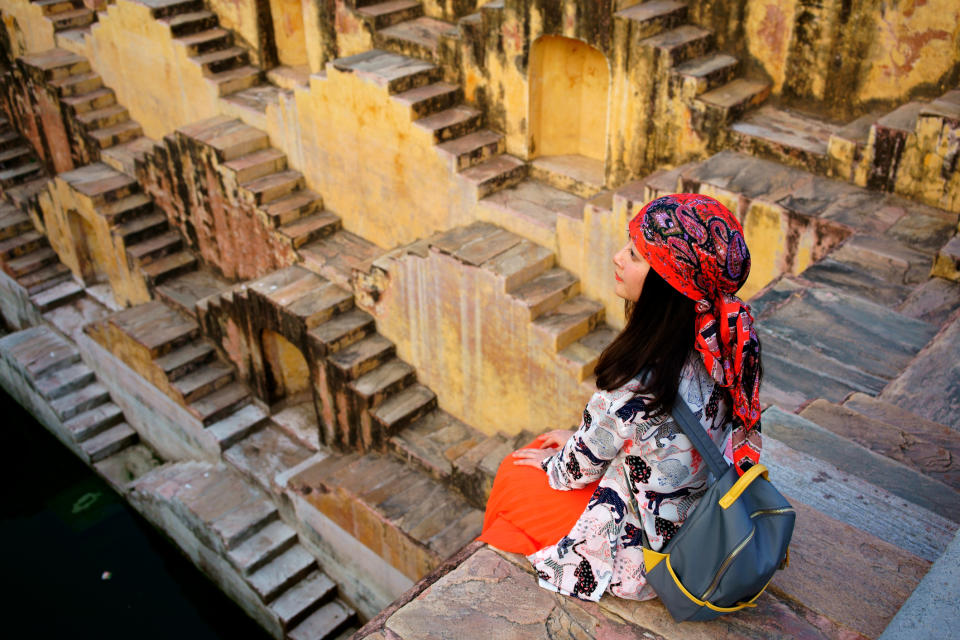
[615,274,623,282]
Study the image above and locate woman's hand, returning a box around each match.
[512,446,558,468]
[539,429,575,450]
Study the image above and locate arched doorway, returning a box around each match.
[67,209,103,285]
[260,328,311,407]
[528,36,610,179]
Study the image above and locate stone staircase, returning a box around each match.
[148,0,262,98]
[129,460,358,639]
[328,49,527,201]
[31,0,96,37]
[0,115,45,190]
[88,299,270,448]
[0,324,140,462]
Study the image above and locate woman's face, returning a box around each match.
[613,241,651,302]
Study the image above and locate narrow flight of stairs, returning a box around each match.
[328,49,526,200]
[0,324,140,463]
[130,460,358,639]
[91,299,270,449]
[30,0,96,37]
[149,0,262,98]
[0,115,45,192]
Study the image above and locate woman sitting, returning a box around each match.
[479,193,762,602]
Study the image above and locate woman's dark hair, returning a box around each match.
[594,268,696,415]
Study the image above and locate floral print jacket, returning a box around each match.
[529,357,733,602]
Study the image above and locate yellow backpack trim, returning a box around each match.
[719,463,769,509]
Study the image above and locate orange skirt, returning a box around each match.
[478,434,599,555]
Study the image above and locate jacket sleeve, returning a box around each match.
[542,389,628,490]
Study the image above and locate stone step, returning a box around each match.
[159,10,219,37]
[357,0,423,30]
[206,402,269,450]
[126,229,183,264]
[672,51,738,96]
[393,81,461,120]
[0,162,43,188]
[35,0,77,16]
[557,325,618,381]
[328,334,396,381]
[286,282,355,330]
[222,147,287,183]
[155,268,230,318]
[35,360,94,400]
[63,401,124,442]
[307,309,376,358]
[458,154,527,198]
[19,262,72,295]
[0,209,33,240]
[800,399,960,492]
[260,189,323,226]
[640,24,714,67]
[934,235,960,281]
[528,155,605,199]
[763,406,960,523]
[731,105,838,174]
[479,179,583,248]
[155,339,215,381]
[880,312,960,430]
[697,77,771,122]
[186,118,268,161]
[288,600,355,640]
[80,422,138,462]
[248,545,318,603]
[189,381,252,426]
[279,210,342,248]
[172,360,235,403]
[0,130,20,152]
[510,267,579,319]
[269,569,337,632]
[114,210,168,245]
[210,65,261,97]
[897,276,960,328]
[31,279,84,312]
[0,230,46,260]
[50,381,110,421]
[60,162,138,205]
[0,145,34,170]
[371,382,437,435]
[241,169,305,205]
[376,16,458,60]
[209,496,278,549]
[349,358,416,409]
[798,257,913,308]
[108,300,200,356]
[3,326,78,378]
[192,46,249,76]
[142,250,197,285]
[4,177,50,210]
[388,409,485,495]
[98,192,154,224]
[762,430,956,562]
[615,0,689,38]
[49,70,102,97]
[329,49,439,95]
[75,103,130,130]
[478,237,555,292]
[415,105,482,144]
[175,26,231,55]
[88,120,144,150]
[143,0,204,19]
[50,8,95,32]
[61,86,117,114]
[531,296,605,351]
[436,129,504,172]
[227,516,296,574]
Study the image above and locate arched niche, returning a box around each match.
[528,36,610,170]
[260,328,311,407]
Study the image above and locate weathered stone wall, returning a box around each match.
[209,0,276,67]
[0,0,56,60]
[696,0,960,119]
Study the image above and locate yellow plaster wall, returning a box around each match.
[269,0,308,67]
[744,0,797,95]
[1,0,55,57]
[529,36,609,161]
[332,0,375,59]
[859,0,960,104]
[36,178,151,307]
[82,0,223,140]
[209,0,266,65]
[372,248,594,437]
[293,67,477,248]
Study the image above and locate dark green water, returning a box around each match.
[1,389,271,639]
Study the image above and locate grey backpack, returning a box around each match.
[628,397,795,622]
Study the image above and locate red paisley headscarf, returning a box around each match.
[629,194,762,475]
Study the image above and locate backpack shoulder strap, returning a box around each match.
[671,395,730,479]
